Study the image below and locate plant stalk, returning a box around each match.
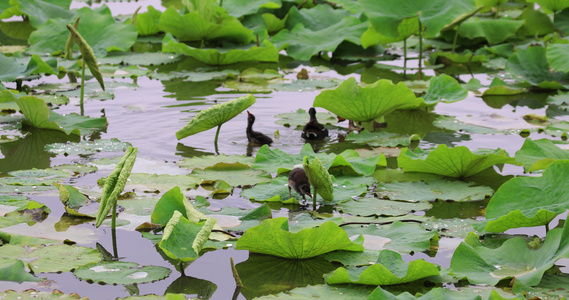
[545,223,550,233]
[403,38,407,79]
[452,24,460,53]
[418,18,423,80]
[111,202,118,259]
[80,58,85,116]
[312,187,317,211]
[214,125,221,155]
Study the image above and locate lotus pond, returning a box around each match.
[1,0,569,299]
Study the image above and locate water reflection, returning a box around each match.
[235,253,336,299]
[0,128,80,174]
[165,275,217,300]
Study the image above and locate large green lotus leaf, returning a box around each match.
[0,53,58,82]
[163,34,279,65]
[476,160,569,233]
[513,273,569,299]
[344,130,411,147]
[515,138,569,172]
[14,96,107,135]
[251,143,330,174]
[528,0,569,12]
[235,253,335,299]
[359,0,475,38]
[0,244,100,273]
[518,6,555,36]
[421,74,468,106]
[506,46,569,89]
[375,180,494,202]
[285,5,350,31]
[176,94,255,139]
[361,18,419,48]
[158,6,253,43]
[158,211,216,262]
[151,186,207,226]
[434,115,503,135]
[546,43,569,73]
[313,77,420,122]
[275,108,337,129]
[271,18,367,61]
[326,249,440,285]
[338,196,431,217]
[118,173,201,193]
[28,6,137,57]
[303,156,334,202]
[45,138,131,156]
[95,147,137,227]
[398,145,516,178]
[10,0,72,28]
[74,261,170,285]
[224,0,281,17]
[367,286,510,300]
[235,217,364,259]
[0,259,41,283]
[190,162,272,186]
[257,284,375,299]
[458,19,524,44]
[330,149,386,176]
[341,221,438,254]
[135,5,161,36]
[450,220,569,286]
[177,154,253,170]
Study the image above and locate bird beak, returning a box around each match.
[306,192,312,198]
[247,110,251,115]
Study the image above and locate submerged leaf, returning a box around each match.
[313,77,420,122]
[95,147,137,227]
[235,217,364,259]
[176,94,255,140]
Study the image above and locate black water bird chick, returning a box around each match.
[302,107,329,140]
[247,111,273,145]
[288,168,312,200]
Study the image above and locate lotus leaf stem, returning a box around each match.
[80,59,85,116]
[312,186,317,210]
[418,18,423,80]
[403,38,407,79]
[545,223,550,233]
[111,202,118,258]
[214,125,221,155]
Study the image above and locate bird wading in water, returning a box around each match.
[246,111,273,145]
[302,107,328,140]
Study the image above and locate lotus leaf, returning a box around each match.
[0,259,41,283]
[271,17,366,61]
[338,198,432,217]
[74,261,170,285]
[434,115,502,135]
[451,220,569,286]
[368,286,510,300]
[256,284,375,299]
[0,289,88,299]
[235,254,335,299]
[66,24,105,91]
[303,156,334,202]
[528,0,569,12]
[313,77,420,122]
[95,147,137,227]
[46,139,130,156]
[158,211,216,262]
[342,221,438,254]
[398,145,516,178]
[0,53,58,82]
[55,183,95,218]
[0,244,100,273]
[151,186,206,226]
[135,5,161,36]
[476,160,569,232]
[515,138,569,172]
[275,108,337,129]
[546,43,569,73]
[421,74,468,105]
[190,162,272,186]
[506,46,569,89]
[163,34,279,65]
[235,217,364,259]
[15,96,107,135]
[285,5,348,31]
[359,0,475,38]
[482,78,526,97]
[458,19,524,44]
[28,6,137,58]
[376,180,494,202]
[158,6,253,43]
[8,0,73,28]
[518,6,555,36]
[223,0,281,17]
[326,249,440,285]
[345,130,411,147]
[119,173,201,193]
[177,154,253,170]
[176,94,255,140]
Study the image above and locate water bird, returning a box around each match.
[302,107,328,140]
[288,168,312,200]
[247,111,273,145]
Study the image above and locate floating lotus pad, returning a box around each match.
[375,180,494,202]
[0,259,42,283]
[0,244,100,273]
[74,261,171,285]
[235,217,364,259]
